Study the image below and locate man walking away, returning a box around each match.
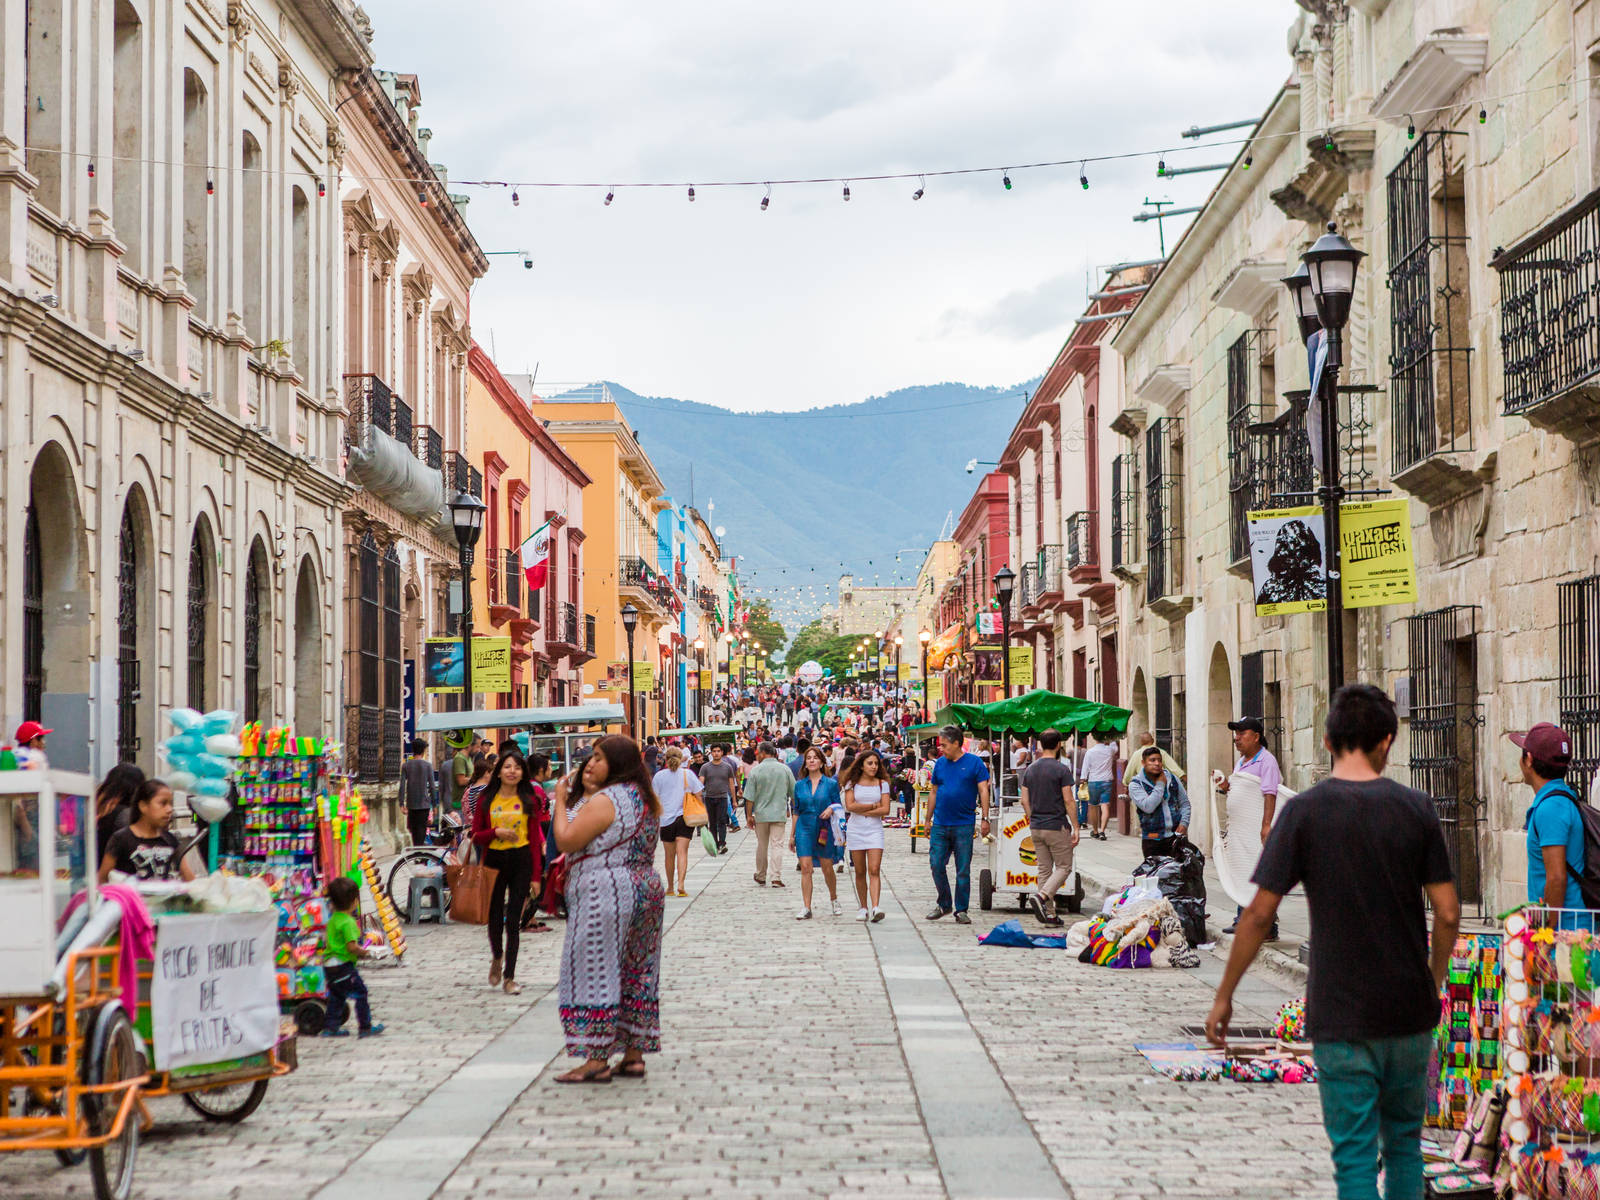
[1220,716,1282,938]
[699,744,739,853]
[1020,730,1078,925]
[926,726,991,924]
[1127,745,1189,860]
[399,738,439,847]
[1512,722,1586,912]
[1207,684,1459,1200]
[1081,733,1116,840]
[644,735,660,776]
[746,742,795,888]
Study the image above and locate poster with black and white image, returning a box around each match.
[1248,506,1328,616]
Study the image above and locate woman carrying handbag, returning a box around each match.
[470,751,548,995]
[651,747,702,897]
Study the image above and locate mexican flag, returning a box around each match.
[520,521,551,591]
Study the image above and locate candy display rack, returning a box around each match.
[1427,931,1503,1131]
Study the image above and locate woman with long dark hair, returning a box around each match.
[470,751,548,995]
[94,763,145,857]
[790,746,844,920]
[553,734,665,1082]
[841,748,891,921]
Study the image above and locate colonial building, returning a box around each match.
[1107,1,1600,914]
[930,472,1010,705]
[466,348,591,710]
[338,63,486,794]
[835,574,915,637]
[0,0,367,774]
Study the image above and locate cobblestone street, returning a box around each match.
[5,829,1335,1200]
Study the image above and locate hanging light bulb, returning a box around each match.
[1002,172,1012,190]
[1243,152,1253,170]
[87,162,95,179]
[604,190,614,206]
[512,189,520,205]
[1478,106,1487,124]
[1324,130,1335,150]
[1405,115,1415,140]
[760,184,771,211]
[1157,159,1166,177]
[912,176,925,201]
[317,178,326,197]
[418,188,428,207]
[843,182,851,201]
[687,185,695,201]
[206,179,215,196]
[1079,162,1088,190]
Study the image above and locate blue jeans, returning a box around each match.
[928,823,974,913]
[1314,1032,1432,1200]
[324,963,373,1032]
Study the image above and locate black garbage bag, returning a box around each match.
[1173,839,1207,905]
[1170,897,1208,947]
[1132,839,1208,945]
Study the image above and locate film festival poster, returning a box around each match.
[1340,500,1418,610]
[1247,506,1328,617]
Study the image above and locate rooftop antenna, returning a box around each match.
[1133,199,1202,255]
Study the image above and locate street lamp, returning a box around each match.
[894,634,904,695]
[919,627,932,717]
[1284,222,1365,693]
[993,566,1016,699]
[448,490,487,711]
[693,637,705,724]
[621,603,639,740]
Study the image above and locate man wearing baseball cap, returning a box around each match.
[1220,716,1282,940]
[13,721,51,753]
[1512,722,1587,910]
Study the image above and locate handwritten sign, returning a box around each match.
[151,912,278,1070]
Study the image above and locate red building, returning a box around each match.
[932,471,1011,704]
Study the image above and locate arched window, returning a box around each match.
[187,520,213,711]
[22,503,42,721]
[292,187,311,376]
[118,503,142,763]
[294,556,322,736]
[244,541,268,722]
[242,133,264,344]
[182,69,209,314]
[112,1,143,270]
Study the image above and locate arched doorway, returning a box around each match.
[1207,644,1234,784]
[244,539,270,722]
[1130,668,1150,741]
[117,488,157,765]
[25,446,91,763]
[187,517,216,711]
[294,556,323,736]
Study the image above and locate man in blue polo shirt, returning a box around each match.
[1514,722,1586,909]
[927,725,992,924]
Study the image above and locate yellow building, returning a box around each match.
[537,389,675,737]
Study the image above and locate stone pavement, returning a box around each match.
[3,828,1336,1200]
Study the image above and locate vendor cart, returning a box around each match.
[0,770,143,1200]
[940,691,1131,914]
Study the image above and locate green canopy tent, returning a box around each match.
[947,689,1132,737]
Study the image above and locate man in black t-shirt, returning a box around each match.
[1206,684,1459,1200]
[1019,729,1078,925]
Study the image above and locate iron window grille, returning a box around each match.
[1492,186,1600,415]
[412,423,444,470]
[1144,417,1184,604]
[356,533,380,728]
[1111,451,1139,571]
[1153,673,1186,774]
[504,547,522,610]
[1066,513,1097,573]
[22,502,42,722]
[1239,649,1285,755]
[382,546,402,782]
[1387,131,1472,473]
[1404,605,1485,907]
[244,550,263,723]
[1558,574,1600,796]
[1227,332,1271,564]
[117,505,141,763]
[187,528,209,711]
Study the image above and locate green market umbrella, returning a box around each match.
[946,689,1132,737]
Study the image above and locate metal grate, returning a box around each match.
[448,451,470,497]
[244,549,263,723]
[1387,132,1472,473]
[382,545,402,782]
[1227,332,1270,563]
[1492,186,1600,414]
[504,547,522,610]
[117,505,141,763]
[560,601,579,647]
[585,613,597,655]
[1558,574,1600,796]
[345,703,381,783]
[1405,605,1484,907]
[1144,417,1184,604]
[357,533,380,710]
[1239,649,1285,753]
[188,528,209,711]
[1111,451,1138,570]
[22,503,42,722]
[1153,673,1185,773]
[412,423,444,470]
[1066,513,1097,572]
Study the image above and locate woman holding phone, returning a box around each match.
[790,746,843,920]
[841,748,892,922]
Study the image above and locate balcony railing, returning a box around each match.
[504,547,522,610]
[1111,452,1139,575]
[344,373,413,449]
[619,555,676,611]
[1019,563,1042,610]
[412,423,444,470]
[485,552,503,606]
[584,613,597,655]
[1066,513,1098,575]
[557,601,579,647]
[1492,185,1600,442]
[448,451,470,497]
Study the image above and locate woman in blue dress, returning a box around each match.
[789,745,844,919]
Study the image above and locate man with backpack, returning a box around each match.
[1514,722,1591,910]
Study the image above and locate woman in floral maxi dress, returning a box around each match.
[551,733,665,1083]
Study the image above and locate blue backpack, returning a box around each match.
[1549,783,1600,909]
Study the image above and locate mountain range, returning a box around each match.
[582,380,1034,631]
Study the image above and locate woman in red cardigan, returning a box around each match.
[471,751,549,994]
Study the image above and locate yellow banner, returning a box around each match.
[744,654,757,669]
[927,677,944,709]
[1009,647,1034,689]
[632,662,655,693]
[423,636,512,694]
[898,664,912,681]
[698,669,713,689]
[1341,499,1417,609]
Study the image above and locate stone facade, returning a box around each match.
[835,574,916,637]
[0,0,368,775]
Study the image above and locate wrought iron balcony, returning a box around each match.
[1066,513,1098,579]
[412,424,444,470]
[485,552,503,606]
[503,547,522,610]
[1111,452,1140,579]
[619,555,676,611]
[584,613,597,655]
[448,451,470,497]
[553,600,579,648]
[1491,185,1600,443]
[343,373,413,448]
[1019,563,1042,610]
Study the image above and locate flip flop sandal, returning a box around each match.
[615,1061,647,1079]
[555,1065,612,1084]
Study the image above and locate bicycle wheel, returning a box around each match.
[182,1077,269,1123]
[385,849,444,914]
[84,1006,139,1200]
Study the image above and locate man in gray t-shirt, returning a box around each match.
[698,745,740,853]
[1019,730,1079,924]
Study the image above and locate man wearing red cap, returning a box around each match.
[13,721,51,764]
[1512,722,1586,910]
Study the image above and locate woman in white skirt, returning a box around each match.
[841,749,892,922]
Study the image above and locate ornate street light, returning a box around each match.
[448,490,487,708]
[992,566,1016,699]
[621,602,639,739]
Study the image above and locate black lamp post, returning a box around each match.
[621,602,639,740]
[993,565,1016,699]
[693,636,705,724]
[894,634,904,697]
[1284,222,1365,694]
[919,627,932,717]
[448,491,487,711]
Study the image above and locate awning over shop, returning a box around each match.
[942,689,1132,736]
[416,703,626,733]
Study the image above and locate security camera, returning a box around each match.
[523,256,533,270]
[965,458,978,474]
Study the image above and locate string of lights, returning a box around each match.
[19,72,1588,201]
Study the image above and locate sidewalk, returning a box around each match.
[1068,826,1310,986]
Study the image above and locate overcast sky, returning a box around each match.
[371,2,1294,412]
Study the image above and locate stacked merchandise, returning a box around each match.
[1426,933,1503,1131]
[271,869,330,1013]
[356,840,407,959]
[1500,907,1600,1198]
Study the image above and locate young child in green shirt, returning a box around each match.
[321,876,383,1037]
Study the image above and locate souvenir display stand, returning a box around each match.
[1501,906,1600,1199]
[1426,931,1503,1131]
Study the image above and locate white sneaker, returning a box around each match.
[871,907,885,923]
[795,907,813,920]
[831,900,843,917]
[855,907,869,921]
